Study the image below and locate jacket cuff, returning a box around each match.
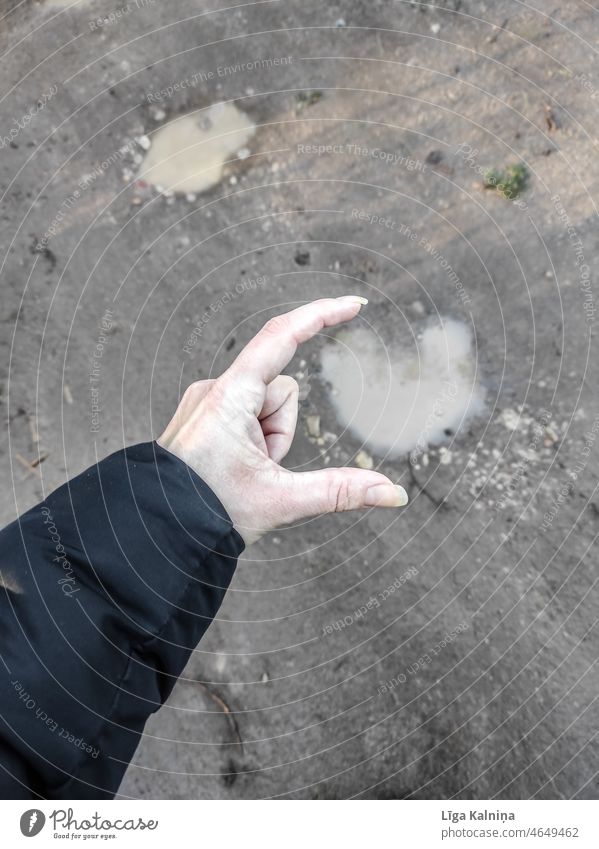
[58,440,245,641]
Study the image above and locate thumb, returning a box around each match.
[280,467,409,524]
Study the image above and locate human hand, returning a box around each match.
[157,297,408,545]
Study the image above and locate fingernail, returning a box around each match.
[364,484,409,508]
[337,295,369,306]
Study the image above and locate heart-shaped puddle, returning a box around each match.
[320,318,485,459]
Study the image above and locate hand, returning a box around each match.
[157,297,408,545]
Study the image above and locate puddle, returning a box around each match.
[320,318,485,458]
[139,103,255,194]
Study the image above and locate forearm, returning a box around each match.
[0,442,243,799]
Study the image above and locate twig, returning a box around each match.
[195,681,244,751]
[488,17,509,44]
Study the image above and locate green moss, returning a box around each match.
[296,90,323,110]
[483,163,529,199]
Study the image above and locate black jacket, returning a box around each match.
[0,441,243,798]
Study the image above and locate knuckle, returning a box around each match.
[263,314,289,336]
[281,375,299,395]
[183,380,204,400]
[329,475,353,513]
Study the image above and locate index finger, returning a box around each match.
[226,296,368,387]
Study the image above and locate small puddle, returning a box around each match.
[320,318,485,458]
[139,103,255,194]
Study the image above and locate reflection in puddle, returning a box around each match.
[320,318,485,458]
[139,103,255,193]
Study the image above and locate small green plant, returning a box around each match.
[296,90,323,110]
[483,163,529,199]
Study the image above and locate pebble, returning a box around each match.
[136,134,151,151]
[439,448,452,465]
[499,408,520,431]
[355,449,374,470]
[306,414,321,438]
[237,147,251,160]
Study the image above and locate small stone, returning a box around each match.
[185,192,197,203]
[335,17,346,27]
[150,107,166,122]
[294,250,310,266]
[237,147,251,160]
[499,408,520,431]
[425,150,444,165]
[261,671,269,683]
[229,175,238,184]
[430,22,441,34]
[439,448,452,465]
[63,385,73,405]
[306,414,321,438]
[355,449,374,470]
[136,134,151,151]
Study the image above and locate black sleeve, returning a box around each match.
[0,441,244,799]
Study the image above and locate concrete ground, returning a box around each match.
[1,0,598,799]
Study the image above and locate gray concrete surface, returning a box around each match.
[1,0,598,799]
